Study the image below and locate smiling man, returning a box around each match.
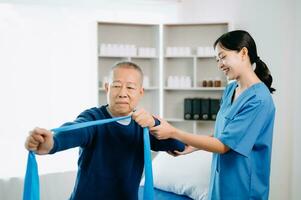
[25,61,185,200]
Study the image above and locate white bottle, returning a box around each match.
[174,76,179,88]
[186,47,191,56]
[151,48,156,57]
[167,76,172,88]
[119,44,125,56]
[131,45,137,57]
[143,76,150,88]
[205,46,211,57]
[102,76,109,88]
[107,44,113,56]
[180,76,185,88]
[187,76,191,88]
[172,47,178,56]
[197,47,204,57]
[124,44,130,57]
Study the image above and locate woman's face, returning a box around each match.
[215,43,245,80]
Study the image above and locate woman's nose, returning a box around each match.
[217,61,223,69]
[217,59,225,70]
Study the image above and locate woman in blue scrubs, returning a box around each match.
[149,30,276,200]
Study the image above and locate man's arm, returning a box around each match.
[132,109,185,152]
[149,133,185,152]
[25,108,98,155]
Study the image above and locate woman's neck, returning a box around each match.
[236,67,261,90]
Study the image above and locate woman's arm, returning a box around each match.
[150,117,229,154]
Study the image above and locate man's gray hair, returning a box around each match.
[109,61,144,85]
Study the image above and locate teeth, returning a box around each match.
[222,68,229,74]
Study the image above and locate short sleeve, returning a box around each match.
[218,100,269,157]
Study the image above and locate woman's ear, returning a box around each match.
[240,47,249,60]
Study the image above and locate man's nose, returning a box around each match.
[118,86,128,97]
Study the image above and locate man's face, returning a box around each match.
[105,67,144,116]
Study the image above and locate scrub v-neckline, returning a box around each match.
[229,82,263,106]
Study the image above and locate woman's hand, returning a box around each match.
[149,116,177,140]
[168,145,198,156]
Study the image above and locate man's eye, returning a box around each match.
[127,87,136,90]
[113,85,121,88]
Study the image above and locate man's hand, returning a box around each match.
[25,127,54,155]
[132,108,156,128]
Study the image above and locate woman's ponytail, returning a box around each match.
[254,58,276,93]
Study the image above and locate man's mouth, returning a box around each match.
[116,102,129,104]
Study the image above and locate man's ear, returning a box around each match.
[140,87,144,97]
[104,83,109,93]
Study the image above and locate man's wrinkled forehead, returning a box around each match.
[109,66,143,85]
[111,80,138,87]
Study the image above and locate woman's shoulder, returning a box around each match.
[253,82,275,110]
[252,83,274,102]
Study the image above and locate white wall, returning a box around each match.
[177,1,296,199]
[292,0,301,199]
[0,1,179,178]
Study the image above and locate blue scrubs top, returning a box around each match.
[208,81,275,200]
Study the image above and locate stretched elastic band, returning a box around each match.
[23,116,154,200]
[143,127,154,200]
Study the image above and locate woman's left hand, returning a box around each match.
[149,116,177,140]
[167,145,198,156]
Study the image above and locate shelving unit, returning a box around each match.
[97,22,229,134]
[162,23,228,135]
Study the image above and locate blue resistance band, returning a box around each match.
[23,116,154,200]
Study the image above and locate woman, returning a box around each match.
[150,30,276,200]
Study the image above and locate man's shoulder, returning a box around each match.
[78,106,108,120]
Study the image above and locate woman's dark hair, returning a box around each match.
[214,30,275,93]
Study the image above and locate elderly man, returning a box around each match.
[25,61,185,200]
